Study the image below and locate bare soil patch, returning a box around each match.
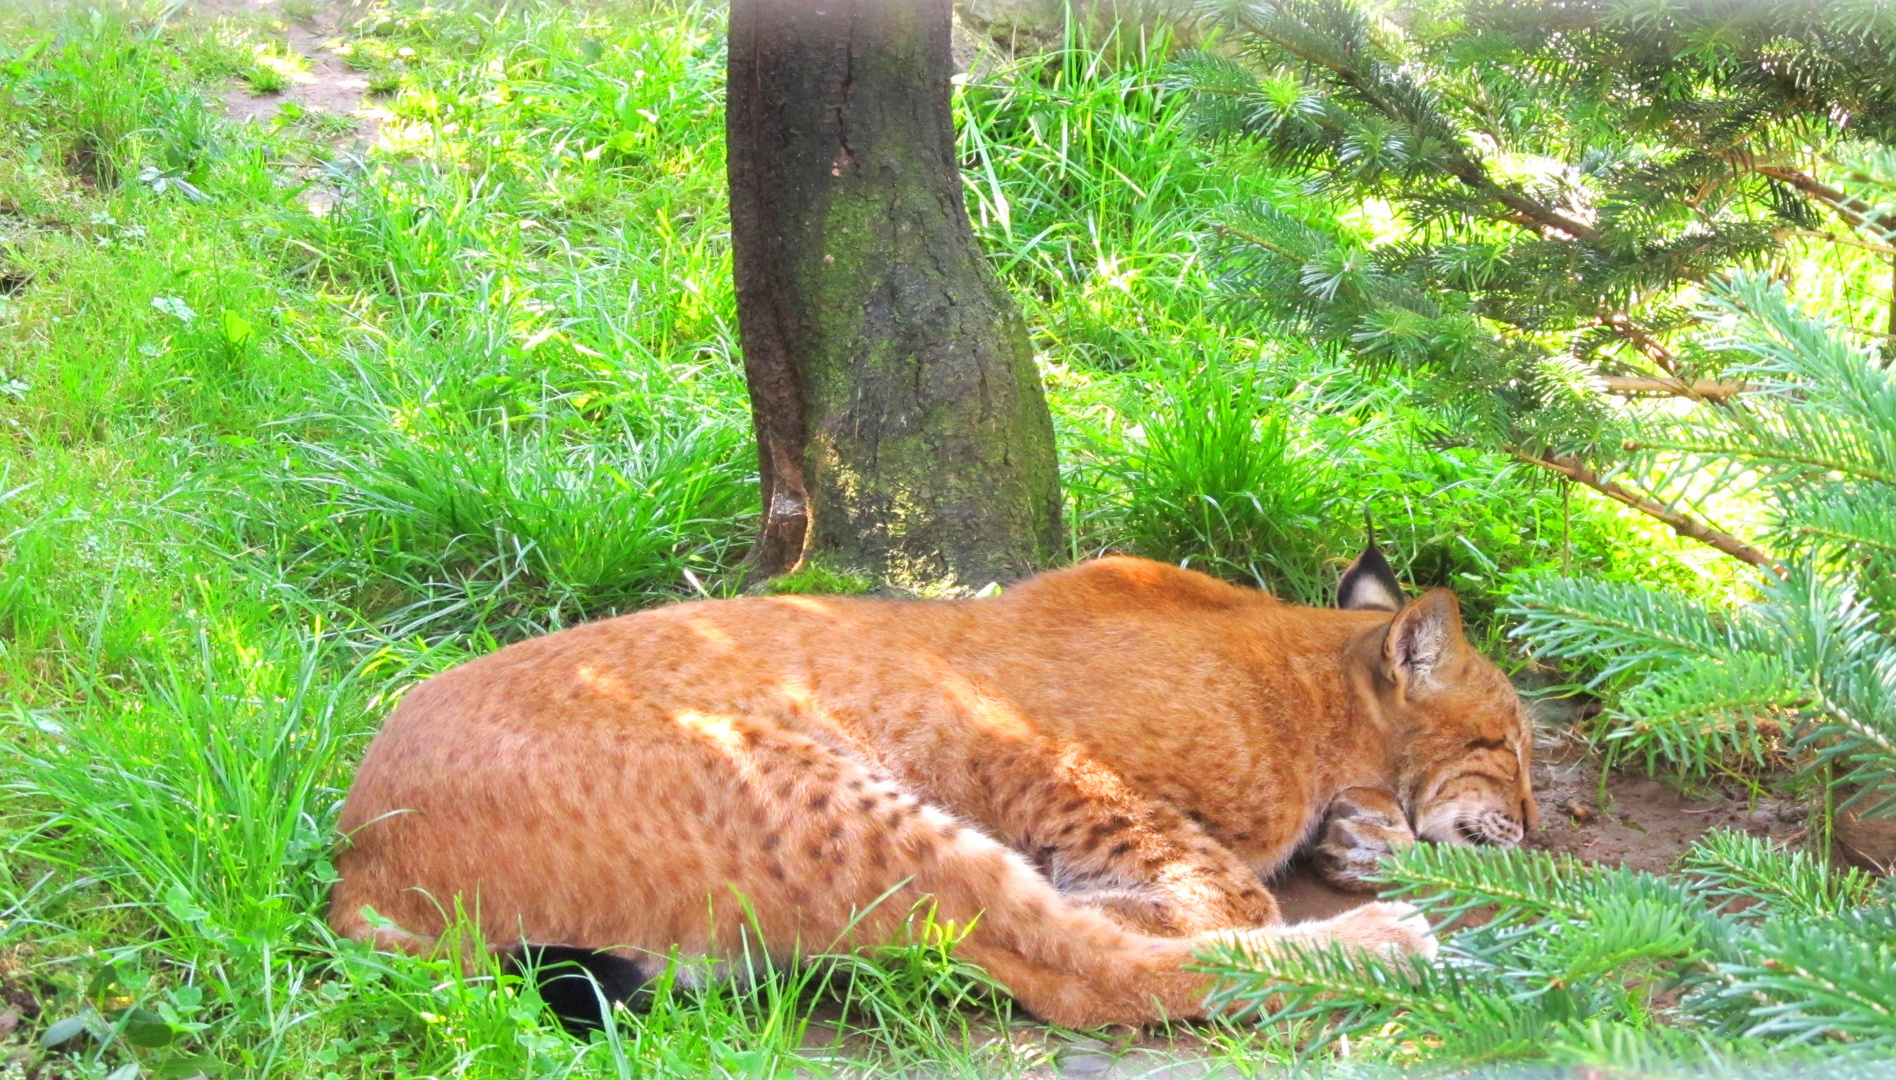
[1526,733,1809,871]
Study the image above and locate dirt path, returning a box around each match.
[199,0,387,151]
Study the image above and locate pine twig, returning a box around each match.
[1600,313,1688,379]
[1514,452,1780,571]
[1775,227,1896,258]
[1223,8,1603,247]
[1750,164,1896,241]
[1598,376,1749,401]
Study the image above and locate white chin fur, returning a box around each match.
[1414,804,1474,846]
[1415,802,1523,847]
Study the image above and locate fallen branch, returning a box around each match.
[1515,451,1781,571]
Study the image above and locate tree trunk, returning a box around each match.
[727,0,1062,590]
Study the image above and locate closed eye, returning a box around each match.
[1457,742,1519,782]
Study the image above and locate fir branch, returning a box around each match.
[1372,844,1595,926]
[1725,920,1896,1047]
[1776,227,1896,259]
[1775,485,1896,561]
[1609,653,1801,775]
[1680,831,1880,920]
[1750,163,1896,242]
[1598,313,1686,379]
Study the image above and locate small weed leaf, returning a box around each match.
[151,295,196,325]
[219,308,253,347]
[163,884,210,926]
[117,1005,175,1048]
[39,1014,90,1049]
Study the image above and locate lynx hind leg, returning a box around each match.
[1311,787,1417,891]
[702,731,1438,1027]
[683,730,1236,1027]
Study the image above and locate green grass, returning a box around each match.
[0,1,1754,1076]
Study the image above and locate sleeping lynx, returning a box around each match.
[331,543,1534,1028]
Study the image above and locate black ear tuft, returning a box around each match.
[1338,521,1404,612]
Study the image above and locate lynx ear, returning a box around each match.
[1338,537,1404,612]
[1384,589,1463,692]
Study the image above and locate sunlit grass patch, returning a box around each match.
[335,36,408,95]
[9,625,356,945]
[265,385,755,635]
[243,42,307,95]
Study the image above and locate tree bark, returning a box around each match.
[727,0,1063,590]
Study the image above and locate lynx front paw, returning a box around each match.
[1312,790,1416,891]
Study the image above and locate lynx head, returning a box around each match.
[1337,536,1538,847]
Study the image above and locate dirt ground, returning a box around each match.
[1523,732,1813,868]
